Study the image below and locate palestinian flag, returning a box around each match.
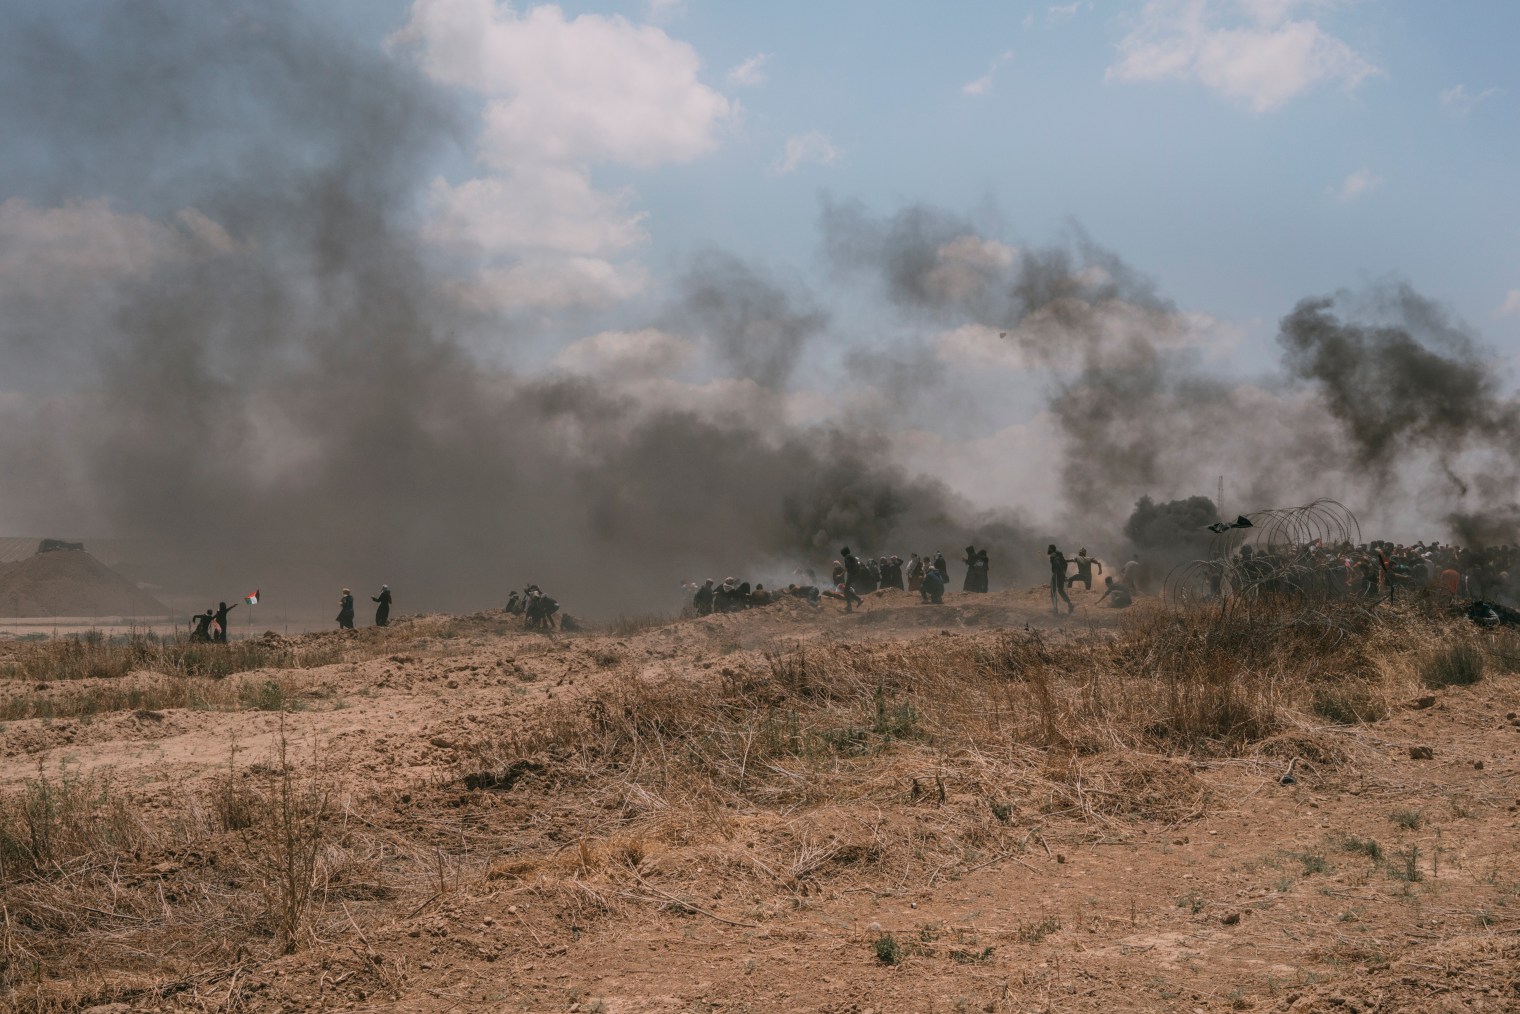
[244,590,260,605]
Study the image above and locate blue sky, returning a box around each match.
[321,0,1520,372]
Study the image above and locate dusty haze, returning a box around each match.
[0,2,1514,620]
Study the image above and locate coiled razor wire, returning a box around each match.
[1165,498,1364,606]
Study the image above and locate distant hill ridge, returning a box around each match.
[0,545,169,618]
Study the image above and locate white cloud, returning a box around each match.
[555,328,698,377]
[1495,290,1520,320]
[1047,2,1092,23]
[450,257,650,312]
[1332,167,1381,202]
[1107,0,1378,112]
[1440,83,1501,117]
[645,0,683,17]
[774,131,841,174]
[727,53,770,87]
[962,50,1013,96]
[398,1,732,168]
[396,1,738,315]
[423,168,647,257]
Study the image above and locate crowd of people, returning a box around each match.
[686,543,1009,616]
[184,535,1517,643]
[1201,539,1520,605]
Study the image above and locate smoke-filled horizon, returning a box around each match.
[0,2,1516,619]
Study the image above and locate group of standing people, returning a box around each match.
[336,585,391,630]
[189,600,239,642]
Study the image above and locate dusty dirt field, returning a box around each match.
[1,587,1517,1013]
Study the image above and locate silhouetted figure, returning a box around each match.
[962,546,978,592]
[1048,545,1074,615]
[190,609,215,642]
[974,548,990,592]
[213,601,237,643]
[693,579,715,616]
[372,585,392,627]
[920,567,945,604]
[525,590,559,630]
[337,588,355,630]
[933,552,948,582]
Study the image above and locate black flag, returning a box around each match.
[1206,515,1254,534]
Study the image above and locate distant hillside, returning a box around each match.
[0,549,169,617]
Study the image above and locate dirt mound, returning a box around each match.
[0,550,168,617]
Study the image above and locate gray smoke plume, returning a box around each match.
[1279,287,1516,468]
[0,2,1043,618]
[679,252,827,390]
[1278,287,1520,544]
[821,200,1520,545]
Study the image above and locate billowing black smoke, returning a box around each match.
[0,2,1042,618]
[1123,496,1217,564]
[1279,288,1516,468]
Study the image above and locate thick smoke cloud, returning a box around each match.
[0,2,1040,618]
[1279,288,1517,469]
[2,2,1516,629]
[822,201,1520,547]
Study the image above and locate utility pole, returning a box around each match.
[1217,475,1224,519]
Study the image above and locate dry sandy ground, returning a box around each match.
[2,587,1518,1013]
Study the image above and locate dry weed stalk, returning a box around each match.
[242,714,334,954]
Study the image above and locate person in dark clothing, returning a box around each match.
[933,552,948,582]
[1066,549,1102,590]
[505,591,522,614]
[840,548,868,610]
[213,601,237,642]
[1047,545,1074,615]
[525,590,559,629]
[962,546,978,592]
[786,583,822,606]
[976,549,990,592]
[920,567,945,604]
[887,556,905,590]
[372,585,392,627]
[337,589,355,630]
[693,579,715,616]
[190,609,215,642]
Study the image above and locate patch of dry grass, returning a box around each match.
[0,630,347,684]
[0,597,1489,1010]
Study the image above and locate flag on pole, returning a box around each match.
[244,589,260,605]
[1205,515,1255,535]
